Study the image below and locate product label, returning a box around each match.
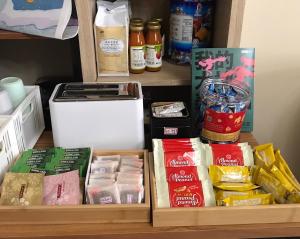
[130,46,145,70]
[166,167,199,183]
[164,151,196,167]
[164,127,178,136]
[100,39,124,54]
[168,181,204,207]
[203,109,246,134]
[170,14,193,43]
[212,147,244,166]
[146,44,162,68]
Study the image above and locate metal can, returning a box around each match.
[168,0,214,64]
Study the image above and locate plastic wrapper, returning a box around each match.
[209,165,253,184]
[213,182,259,191]
[89,173,116,180]
[43,170,81,205]
[156,176,215,208]
[120,160,143,169]
[87,183,121,204]
[205,143,254,166]
[222,193,273,206]
[88,178,116,185]
[91,161,119,174]
[153,102,185,116]
[94,155,121,163]
[118,184,144,204]
[253,167,287,204]
[215,188,260,205]
[119,166,143,173]
[153,137,215,208]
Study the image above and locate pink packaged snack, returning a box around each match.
[43,170,81,205]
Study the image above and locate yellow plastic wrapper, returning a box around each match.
[215,189,260,206]
[222,193,273,206]
[214,182,259,192]
[287,192,300,203]
[253,167,287,204]
[254,144,276,169]
[270,165,297,193]
[209,165,252,184]
[274,150,300,192]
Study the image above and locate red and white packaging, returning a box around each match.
[204,143,254,166]
[153,138,215,208]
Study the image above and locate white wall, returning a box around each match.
[240,0,300,177]
[0,40,73,85]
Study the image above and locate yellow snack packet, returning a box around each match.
[222,193,273,206]
[253,167,287,204]
[214,182,259,191]
[274,150,300,191]
[254,144,275,169]
[209,165,252,184]
[287,192,300,203]
[270,165,297,192]
[215,189,258,206]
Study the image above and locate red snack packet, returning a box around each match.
[168,181,204,207]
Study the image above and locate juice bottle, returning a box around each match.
[129,22,146,74]
[145,20,162,72]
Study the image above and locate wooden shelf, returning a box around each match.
[0,29,45,40]
[96,61,191,86]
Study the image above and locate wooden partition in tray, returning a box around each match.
[149,153,300,227]
[0,150,150,225]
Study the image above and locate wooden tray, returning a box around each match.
[149,153,300,227]
[0,150,150,225]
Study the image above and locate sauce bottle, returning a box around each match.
[129,22,146,74]
[145,20,162,72]
[130,18,143,24]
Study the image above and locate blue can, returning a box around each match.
[169,0,214,64]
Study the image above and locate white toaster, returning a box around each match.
[49,82,144,149]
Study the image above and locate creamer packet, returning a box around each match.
[222,193,273,206]
[209,165,253,184]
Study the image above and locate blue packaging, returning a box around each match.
[169,0,214,64]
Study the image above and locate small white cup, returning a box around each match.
[0,90,13,115]
[0,77,26,108]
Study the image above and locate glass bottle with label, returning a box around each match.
[129,22,146,74]
[146,20,162,72]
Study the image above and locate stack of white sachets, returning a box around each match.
[87,155,144,204]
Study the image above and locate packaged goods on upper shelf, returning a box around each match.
[129,20,146,74]
[97,0,132,17]
[145,20,162,72]
[94,3,129,76]
[253,144,300,203]
[169,0,214,64]
[86,154,144,205]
